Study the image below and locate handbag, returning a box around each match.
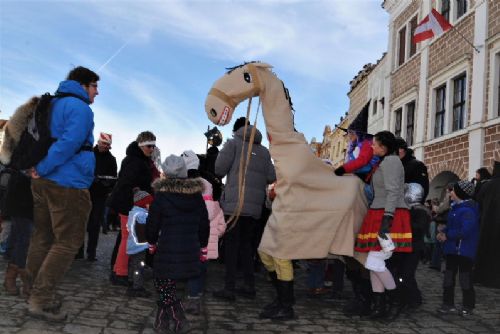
[378,233,395,253]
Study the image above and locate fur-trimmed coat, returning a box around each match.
[146,177,209,280]
[0,98,37,218]
[0,97,39,166]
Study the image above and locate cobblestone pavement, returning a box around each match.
[1,232,499,334]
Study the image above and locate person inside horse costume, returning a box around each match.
[204,62,368,319]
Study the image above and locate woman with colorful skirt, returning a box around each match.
[354,130,412,320]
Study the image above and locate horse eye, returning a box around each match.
[210,108,217,117]
[244,72,251,83]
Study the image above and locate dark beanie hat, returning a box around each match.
[453,180,475,200]
[395,137,408,150]
[233,117,249,132]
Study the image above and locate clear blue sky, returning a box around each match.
[0,0,388,164]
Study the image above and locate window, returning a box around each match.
[456,0,467,20]
[439,0,468,23]
[435,85,446,138]
[452,74,466,131]
[373,99,378,115]
[396,15,419,67]
[398,26,406,66]
[498,57,500,117]
[441,0,450,21]
[409,16,418,57]
[394,108,402,137]
[406,101,415,146]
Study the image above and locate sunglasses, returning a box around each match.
[145,145,156,149]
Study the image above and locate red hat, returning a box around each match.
[133,190,154,208]
[99,132,112,144]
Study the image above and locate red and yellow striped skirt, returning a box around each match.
[355,208,412,253]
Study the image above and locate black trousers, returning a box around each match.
[85,195,107,258]
[387,251,422,305]
[443,254,475,309]
[223,215,256,290]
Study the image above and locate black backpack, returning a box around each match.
[9,92,86,170]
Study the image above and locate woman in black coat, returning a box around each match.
[1,168,33,296]
[108,131,157,283]
[146,154,209,333]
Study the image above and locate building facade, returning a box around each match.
[320,0,499,200]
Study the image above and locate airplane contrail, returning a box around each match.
[98,38,132,72]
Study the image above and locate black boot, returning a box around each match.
[385,288,403,321]
[260,271,279,316]
[370,292,386,319]
[168,301,190,333]
[153,306,169,333]
[268,280,295,320]
[343,277,371,316]
[342,279,363,315]
[358,278,373,316]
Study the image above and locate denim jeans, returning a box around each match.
[307,259,326,289]
[187,261,208,297]
[431,241,443,269]
[6,216,33,268]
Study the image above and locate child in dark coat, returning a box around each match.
[146,155,209,333]
[437,180,479,316]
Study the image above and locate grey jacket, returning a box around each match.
[215,126,276,219]
[370,155,409,215]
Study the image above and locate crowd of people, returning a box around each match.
[0,65,499,333]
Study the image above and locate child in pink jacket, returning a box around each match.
[202,178,226,260]
[182,150,226,315]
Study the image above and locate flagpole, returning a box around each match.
[448,24,480,53]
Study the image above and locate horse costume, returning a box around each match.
[204,62,367,263]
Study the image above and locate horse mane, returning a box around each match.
[225,61,296,127]
[225,61,261,74]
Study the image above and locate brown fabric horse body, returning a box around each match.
[205,62,367,262]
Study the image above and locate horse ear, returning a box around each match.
[253,62,273,69]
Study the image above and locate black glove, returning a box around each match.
[334,166,346,176]
[378,215,393,239]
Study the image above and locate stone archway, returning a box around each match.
[428,171,460,201]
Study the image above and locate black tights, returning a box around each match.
[155,278,178,307]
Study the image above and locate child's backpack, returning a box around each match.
[9,92,85,170]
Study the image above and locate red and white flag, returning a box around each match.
[413,8,453,43]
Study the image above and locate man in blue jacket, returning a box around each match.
[26,66,99,321]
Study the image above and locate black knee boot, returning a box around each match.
[370,292,386,319]
[260,271,279,316]
[260,280,295,320]
[385,288,403,321]
[270,280,295,320]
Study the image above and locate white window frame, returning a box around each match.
[405,100,417,146]
[395,13,420,68]
[391,91,418,142]
[435,0,470,25]
[428,59,469,140]
[488,38,500,120]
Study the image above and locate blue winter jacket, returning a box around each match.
[126,206,149,255]
[35,80,95,189]
[443,200,480,260]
